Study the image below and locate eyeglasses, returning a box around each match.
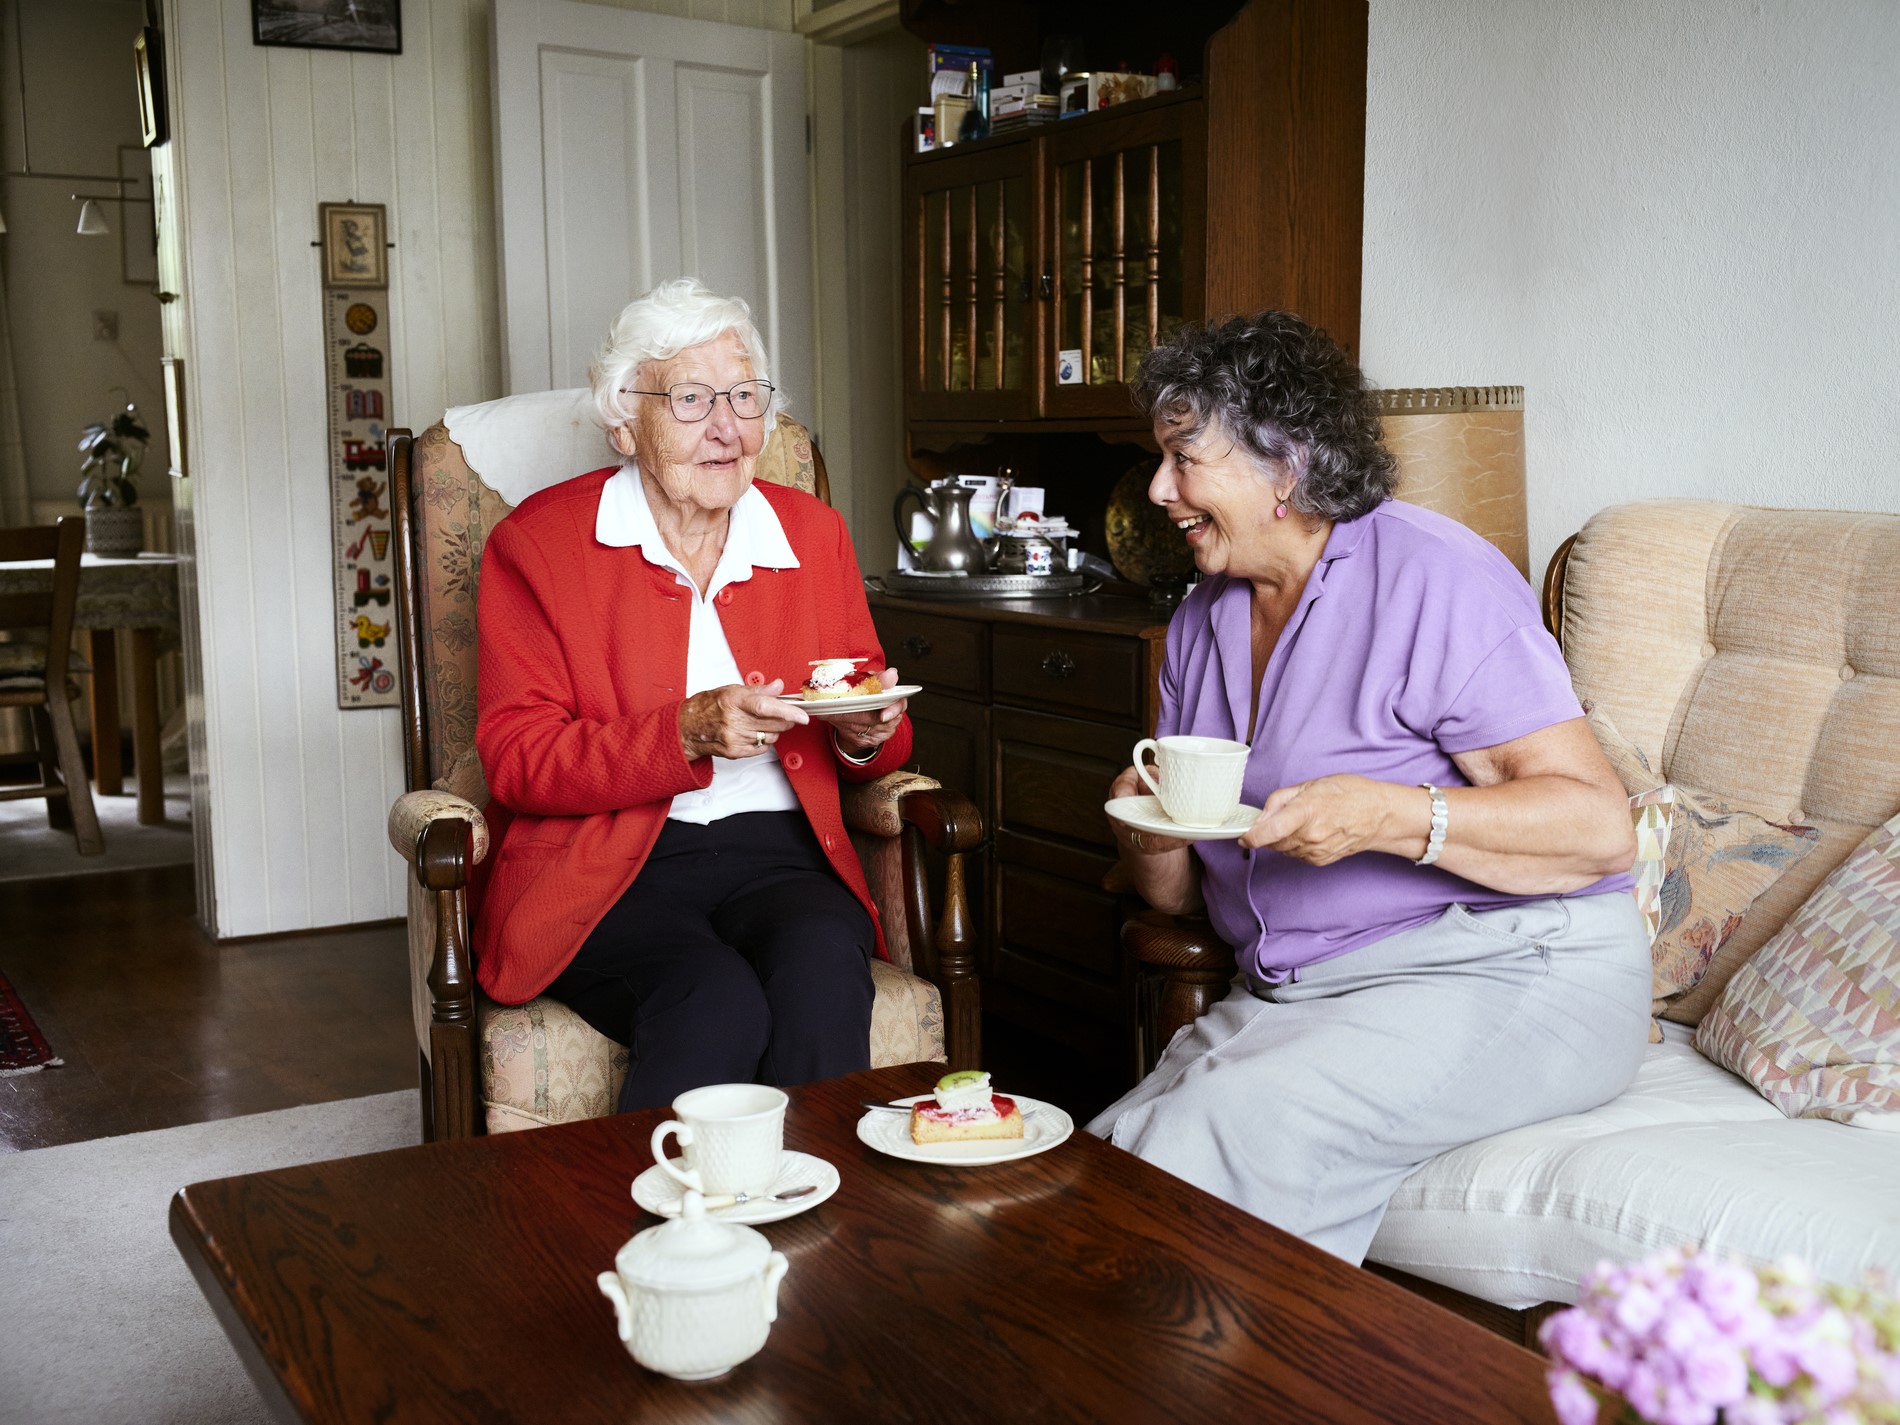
[619,380,775,423]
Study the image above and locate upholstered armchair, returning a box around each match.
[384,392,981,1140]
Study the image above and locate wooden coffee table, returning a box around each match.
[172,1063,1557,1423]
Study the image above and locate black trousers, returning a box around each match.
[543,811,875,1113]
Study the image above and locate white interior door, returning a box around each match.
[493,0,813,403]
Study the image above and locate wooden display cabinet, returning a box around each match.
[903,0,1366,435]
[887,0,1367,1080]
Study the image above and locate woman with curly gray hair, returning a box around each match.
[1093,311,1650,1264]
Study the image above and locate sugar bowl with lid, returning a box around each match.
[597,1190,790,1380]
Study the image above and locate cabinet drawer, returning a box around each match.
[997,862,1123,983]
[871,609,986,697]
[992,626,1141,724]
[992,707,1131,853]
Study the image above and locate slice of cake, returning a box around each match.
[909,1070,1025,1145]
[803,657,884,700]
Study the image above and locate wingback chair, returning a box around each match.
[385,391,981,1140]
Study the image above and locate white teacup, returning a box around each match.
[1132,735,1251,827]
[650,1084,788,1198]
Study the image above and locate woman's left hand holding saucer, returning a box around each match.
[826,666,906,757]
[1240,774,1396,864]
[1108,764,1193,855]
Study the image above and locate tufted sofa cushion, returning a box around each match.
[1558,500,1900,1025]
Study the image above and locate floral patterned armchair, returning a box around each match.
[384,392,980,1140]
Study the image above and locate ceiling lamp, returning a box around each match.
[75,198,110,235]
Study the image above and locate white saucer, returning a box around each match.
[1104,794,1259,842]
[855,1094,1074,1167]
[780,685,922,717]
[631,1149,840,1224]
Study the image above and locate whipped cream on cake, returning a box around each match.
[909,1070,1024,1144]
[803,658,883,700]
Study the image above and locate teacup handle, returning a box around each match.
[1132,738,1163,799]
[650,1119,704,1194]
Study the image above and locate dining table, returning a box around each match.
[0,550,181,823]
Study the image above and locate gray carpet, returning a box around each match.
[0,773,194,881]
[0,1092,418,1424]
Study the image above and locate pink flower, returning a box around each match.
[1721,1397,1782,1425]
[1683,1256,1760,1329]
[1616,1283,1667,1337]
[1679,1338,1748,1408]
[1795,1333,1859,1402]
[1546,1369,1601,1425]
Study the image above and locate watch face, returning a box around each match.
[345,303,379,335]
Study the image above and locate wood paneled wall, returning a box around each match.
[163,0,799,935]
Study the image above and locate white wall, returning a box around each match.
[167,0,797,935]
[1359,0,1900,582]
[810,26,920,550]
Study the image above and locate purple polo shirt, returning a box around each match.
[1159,499,1632,985]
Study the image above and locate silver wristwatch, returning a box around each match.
[1415,783,1448,867]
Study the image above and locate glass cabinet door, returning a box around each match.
[904,143,1040,423]
[1042,102,1204,422]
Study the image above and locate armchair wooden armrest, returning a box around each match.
[1123,909,1236,1070]
[896,785,983,1070]
[386,792,485,1140]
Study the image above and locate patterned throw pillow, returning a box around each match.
[1630,785,1676,944]
[1584,707,1821,1031]
[1695,812,1900,1128]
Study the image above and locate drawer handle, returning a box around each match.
[1040,650,1076,680]
[902,634,932,659]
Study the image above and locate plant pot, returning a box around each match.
[84,505,144,557]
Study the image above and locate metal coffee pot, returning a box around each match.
[893,479,989,574]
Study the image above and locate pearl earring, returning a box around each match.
[1274,500,1288,519]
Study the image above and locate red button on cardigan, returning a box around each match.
[716,587,734,606]
[783,752,804,771]
[744,670,764,686]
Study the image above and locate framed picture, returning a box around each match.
[318,202,388,289]
[252,0,401,56]
[134,26,165,146]
[118,147,158,287]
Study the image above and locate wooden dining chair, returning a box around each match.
[0,517,104,854]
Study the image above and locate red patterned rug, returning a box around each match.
[0,969,61,1076]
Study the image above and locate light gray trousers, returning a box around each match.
[1088,893,1652,1264]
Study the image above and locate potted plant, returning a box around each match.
[77,391,150,556]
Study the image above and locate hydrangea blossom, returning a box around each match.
[1540,1247,1900,1425]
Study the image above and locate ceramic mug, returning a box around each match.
[651,1084,788,1198]
[1132,735,1250,827]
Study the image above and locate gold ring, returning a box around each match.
[1130,830,1145,852]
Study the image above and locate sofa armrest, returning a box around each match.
[388,788,489,867]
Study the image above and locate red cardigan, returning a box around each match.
[472,470,912,1005]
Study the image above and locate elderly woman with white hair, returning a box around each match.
[1094,311,1651,1263]
[474,278,910,1113]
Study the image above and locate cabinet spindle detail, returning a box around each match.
[1079,159,1094,393]
[1112,150,1127,384]
[1146,144,1161,368]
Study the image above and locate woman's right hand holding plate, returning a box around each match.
[679,680,810,760]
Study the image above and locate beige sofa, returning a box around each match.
[1362,499,1900,1336]
[1129,498,1900,1342]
